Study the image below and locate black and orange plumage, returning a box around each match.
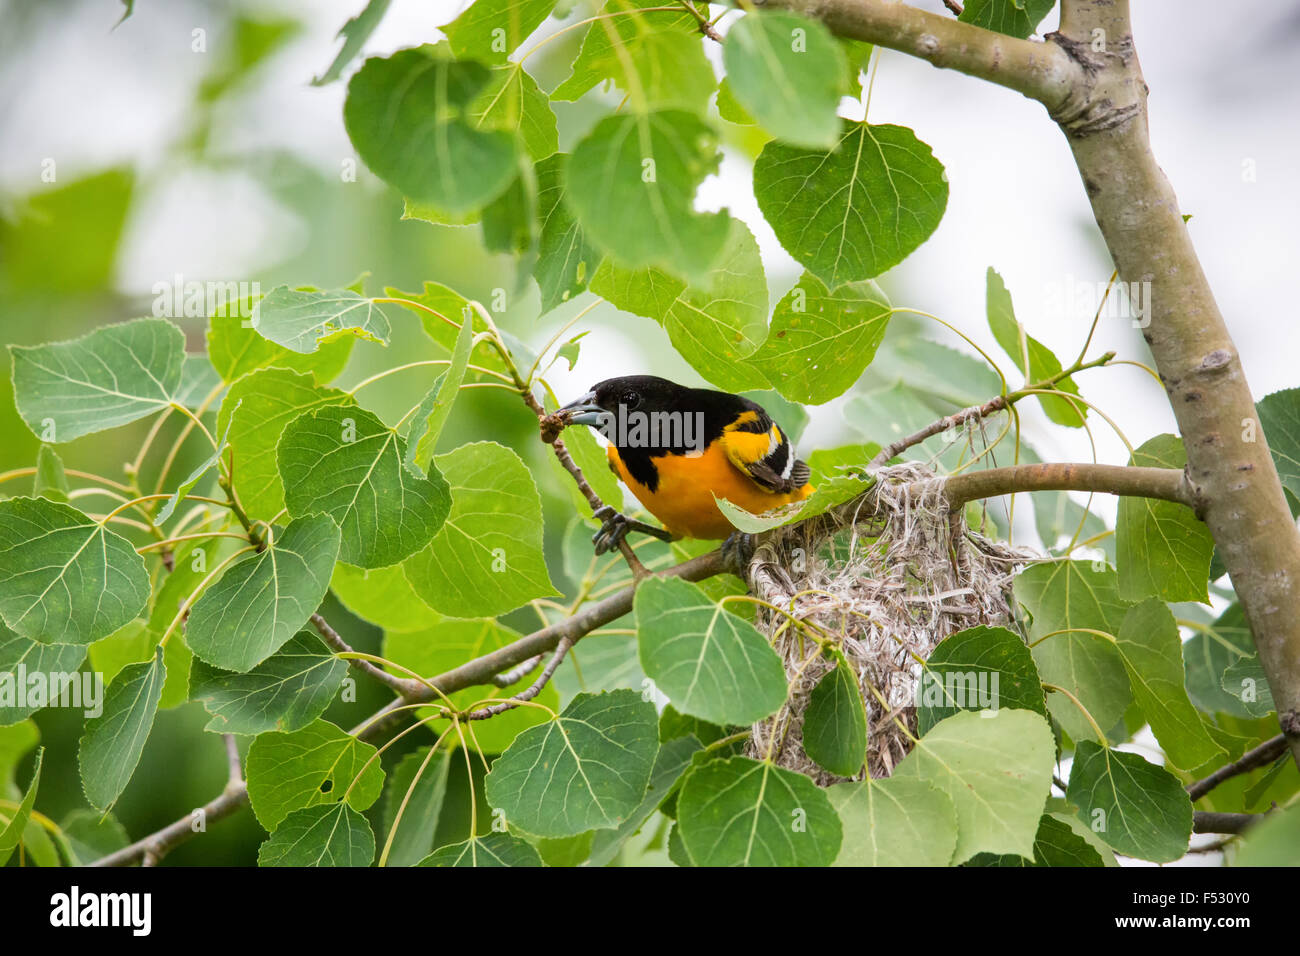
[559,375,813,554]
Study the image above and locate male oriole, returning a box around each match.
[557,375,813,555]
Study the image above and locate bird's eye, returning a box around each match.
[624,390,641,408]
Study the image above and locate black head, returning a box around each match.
[561,375,689,423]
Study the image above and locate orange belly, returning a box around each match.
[606,444,813,540]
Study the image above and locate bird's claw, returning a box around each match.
[591,506,673,555]
[592,508,631,555]
[721,531,755,575]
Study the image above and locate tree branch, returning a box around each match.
[768,0,1300,771]
[311,611,411,696]
[1049,0,1300,768]
[759,0,1078,107]
[1192,811,1263,836]
[1186,734,1288,802]
[943,462,1192,507]
[868,351,1115,467]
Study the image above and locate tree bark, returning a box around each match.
[1050,0,1300,767]
[765,0,1300,767]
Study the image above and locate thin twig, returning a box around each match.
[1193,811,1263,835]
[1186,734,1287,802]
[465,637,574,721]
[491,655,543,687]
[311,612,412,695]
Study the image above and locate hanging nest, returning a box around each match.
[743,463,1035,785]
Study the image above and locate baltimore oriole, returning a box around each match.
[557,375,813,554]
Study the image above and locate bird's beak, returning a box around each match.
[558,391,608,427]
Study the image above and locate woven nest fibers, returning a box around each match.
[743,463,1034,785]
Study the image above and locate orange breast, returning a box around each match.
[606,443,813,540]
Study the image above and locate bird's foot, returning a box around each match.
[721,530,755,575]
[591,505,673,555]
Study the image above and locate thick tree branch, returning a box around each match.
[943,462,1191,507]
[770,0,1300,771]
[760,0,1078,107]
[1050,0,1300,767]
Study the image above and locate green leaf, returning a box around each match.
[0,497,150,645]
[9,317,184,442]
[893,709,1055,864]
[715,79,755,126]
[634,576,788,725]
[442,0,556,63]
[722,11,847,148]
[258,803,375,866]
[592,218,769,391]
[481,165,539,257]
[587,734,703,866]
[344,48,518,214]
[1114,599,1224,770]
[330,562,441,632]
[59,808,129,865]
[246,718,385,831]
[278,405,450,568]
[803,659,868,777]
[917,625,1048,734]
[32,446,69,503]
[1014,560,1131,744]
[552,0,714,113]
[405,314,473,475]
[417,832,543,867]
[176,353,225,410]
[533,153,601,313]
[967,813,1106,866]
[313,0,392,85]
[677,756,842,866]
[960,0,1056,39]
[383,618,558,754]
[187,515,341,672]
[985,267,1084,426]
[1258,387,1300,500]
[207,307,353,385]
[189,631,348,735]
[382,746,451,867]
[1233,802,1300,866]
[1183,602,1256,717]
[1221,653,1275,718]
[218,368,355,522]
[1116,434,1215,603]
[484,690,659,838]
[469,64,558,162]
[0,624,88,724]
[828,775,958,866]
[745,273,892,404]
[565,111,728,282]
[0,746,41,865]
[77,648,165,811]
[250,286,391,354]
[156,398,237,523]
[754,122,948,287]
[1066,740,1193,863]
[403,441,558,617]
